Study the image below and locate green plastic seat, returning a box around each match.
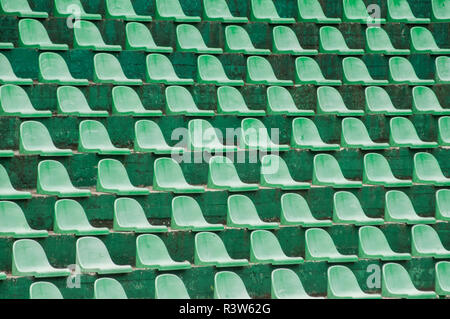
[76,236,132,274]
[214,271,251,299]
[317,86,364,116]
[0,164,32,199]
[177,24,222,54]
[54,0,101,20]
[343,0,386,24]
[20,121,72,156]
[363,153,412,187]
[271,268,321,299]
[134,120,184,154]
[195,232,249,267]
[436,56,450,84]
[12,239,71,278]
[166,86,214,116]
[208,156,259,192]
[295,57,342,86]
[439,116,450,146]
[291,117,339,151]
[203,0,248,22]
[327,265,382,299]
[281,193,332,227]
[217,86,265,116]
[112,86,162,116]
[79,120,130,155]
[0,0,48,17]
[188,119,237,152]
[390,117,438,148]
[0,54,33,85]
[106,0,151,21]
[412,86,450,115]
[333,191,384,226]
[247,56,293,86]
[56,86,108,117]
[387,0,430,23]
[411,27,450,54]
[73,20,121,51]
[313,154,363,188]
[412,224,450,258]
[94,53,142,85]
[305,228,359,262]
[343,57,389,86]
[227,194,279,229]
[385,190,436,224]
[37,160,91,197]
[413,152,450,186]
[359,226,412,260]
[172,196,224,231]
[97,158,150,195]
[260,155,310,190]
[155,274,190,299]
[342,118,389,150]
[225,25,270,55]
[0,272,6,280]
[125,22,172,53]
[382,263,437,299]
[240,118,290,151]
[39,52,89,85]
[114,197,167,233]
[0,150,13,157]
[0,84,51,117]
[94,278,127,299]
[136,234,191,270]
[0,201,48,238]
[365,86,412,115]
[251,230,304,265]
[54,199,109,236]
[267,86,314,116]
[250,0,295,23]
[155,0,201,22]
[319,26,364,55]
[432,0,450,22]
[0,42,13,49]
[272,26,318,55]
[435,261,450,296]
[436,189,450,221]
[365,27,410,55]
[298,0,341,23]
[18,19,68,50]
[153,157,205,193]
[146,54,194,85]
[389,57,435,85]
[197,55,244,86]
[30,282,63,299]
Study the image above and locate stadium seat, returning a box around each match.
[260,154,310,189]
[313,154,363,188]
[267,86,315,116]
[295,57,342,86]
[317,86,364,116]
[0,85,51,117]
[203,0,248,22]
[343,57,389,85]
[54,199,109,236]
[272,26,318,55]
[271,268,321,299]
[188,119,237,152]
[225,25,270,55]
[165,86,215,116]
[0,201,48,238]
[112,86,162,116]
[297,0,341,23]
[390,117,439,148]
[73,20,122,51]
[18,19,68,50]
[387,0,430,23]
[0,273,6,280]
[39,52,89,85]
[155,274,190,299]
[385,190,436,224]
[250,0,295,23]
[54,0,101,20]
[125,22,172,52]
[250,230,304,265]
[436,189,450,221]
[341,118,390,149]
[155,0,201,22]
[37,160,91,197]
[97,158,150,195]
[214,271,251,299]
[333,191,384,225]
[435,261,450,296]
[94,53,142,85]
[227,194,279,229]
[208,156,259,192]
[382,263,437,298]
[146,54,194,85]
[413,152,450,186]
[343,0,386,23]
[319,26,364,55]
[94,278,127,299]
[359,226,412,260]
[195,232,249,267]
[240,118,290,151]
[171,196,224,231]
[153,157,205,193]
[389,57,435,85]
[280,193,332,227]
[291,117,339,151]
[0,42,13,49]
[29,282,63,299]
[114,197,168,233]
[432,0,450,22]
[0,54,33,85]
[435,56,450,84]
[57,86,108,117]
[365,27,410,55]
[411,224,450,258]
[247,56,293,86]
[410,27,450,54]
[78,120,130,155]
[0,164,32,199]
[412,86,450,115]
[20,121,72,156]
[12,239,71,277]
[363,153,413,187]
[0,0,48,18]
[76,236,133,274]
[439,116,450,146]
[305,228,358,262]
[136,234,191,270]
[365,86,412,115]
[217,86,265,116]
[134,120,184,154]
[197,55,243,86]
[105,0,151,21]
[177,25,222,54]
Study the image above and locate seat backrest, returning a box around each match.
[411,27,439,50]
[388,0,415,18]
[271,268,308,298]
[366,27,394,50]
[334,191,367,220]
[188,119,222,148]
[0,53,17,79]
[385,190,417,219]
[412,86,442,111]
[217,86,249,112]
[79,120,113,149]
[436,189,450,219]
[146,53,178,79]
[364,153,394,180]
[267,86,297,111]
[156,0,185,17]
[225,25,254,50]
[261,154,292,182]
[155,274,190,299]
[320,26,347,50]
[292,117,326,145]
[214,271,250,299]
[54,199,91,230]
[136,234,172,264]
[412,224,445,252]
[247,56,277,80]
[298,0,327,19]
[177,24,205,49]
[98,158,133,187]
[20,121,57,151]
[432,0,450,20]
[251,0,280,19]
[306,228,339,255]
[343,57,371,79]
[209,156,242,184]
[365,86,396,112]
[198,54,227,79]
[436,56,450,78]
[382,262,416,291]
[2,0,34,13]
[106,0,136,15]
[30,282,63,299]
[251,230,284,258]
[114,197,148,227]
[19,19,51,44]
[390,117,420,141]
[94,277,127,299]
[0,164,16,191]
[14,239,51,269]
[56,86,93,113]
[342,117,372,143]
[134,120,168,147]
[414,152,445,179]
[126,22,157,48]
[204,0,234,19]
[317,86,347,110]
[295,57,325,81]
[77,236,114,266]
[359,226,393,254]
[195,231,231,260]
[154,157,186,184]
[54,0,88,15]
[273,26,301,51]
[328,265,363,295]
[389,57,417,78]
[0,200,31,232]
[112,86,145,113]
[39,52,71,79]
[227,194,262,224]
[74,20,105,45]
[172,196,207,226]
[94,53,126,78]
[439,116,450,143]
[0,84,36,113]
[38,160,75,188]
[241,118,271,145]
[166,85,198,112]
[314,154,345,180]
[281,193,315,221]
[343,0,368,18]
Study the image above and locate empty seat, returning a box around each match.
[387,0,430,23]
[37,160,91,197]
[240,118,290,151]
[172,196,224,231]
[343,0,386,23]
[18,19,68,50]
[291,117,339,151]
[165,86,215,116]
[363,153,412,187]
[76,236,132,274]
[439,116,450,146]
[94,278,127,299]
[155,0,200,22]
[272,26,318,55]
[250,0,295,23]
[134,120,184,154]
[214,271,251,299]
[313,154,363,188]
[0,53,33,85]
[217,86,265,116]
[260,155,310,189]
[295,57,341,86]
[365,86,412,115]
[39,52,89,85]
[54,199,109,236]
[177,24,222,54]
[247,56,293,86]
[343,57,389,85]
[203,0,248,22]
[146,54,194,85]
[0,84,51,117]
[136,234,191,270]
[155,274,190,299]
[225,25,270,55]
[432,0,450,22]
[436,56,450,84]
[79,120,130,155]
[385,190,436,224]
[0,42,13,49]
[328,265,382,299]
[341,118,389,150]
[413,152,450,186]
[436,189,450,221]
[435,261,450,296]
[333,191,384,225]
[125,22,172,52]
[411,27,450,54]
[305,228,358,262]
[412,86,450,115]
[106,0,151,21]
[0,0,48,18]
[281,193,332,227]
[271,268,320,299]
[94,53,142,85]
[208,156,259,192]
[112,86,162,116]
[365,27,410,55]
[197,55,244,86]
[317,86,364,116]
[359,226,412,260]
[57,86,108,117]
[29,282,63,299]
[389,57,435,85]
[0,272,5,280]
[0,164,32,199]
[195,232,249,267]
[54,0,101,20]
[13,239,71,277]
[188,119,237,152]
[73,20,121,51]
[319,26,364,55]
[0,201,48,238]
[227,194,279,229]
[390,117,438,148]
[411,224,450,258]
[267,86,314,116]
[251,230,304,265]
[298,0,341,23]
[97,158,150,195]
[20,121,72,156]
